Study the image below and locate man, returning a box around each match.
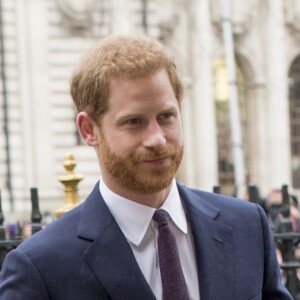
[0,35,292,299]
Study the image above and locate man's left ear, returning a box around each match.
[77,112,98,146]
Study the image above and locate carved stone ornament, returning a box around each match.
[284,0,300,32]
[210,0,257,35]
[152,0,179,42]
[55,0,98,30]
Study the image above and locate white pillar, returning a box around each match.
[191,0,218,191]
[24,0,55,193]
[180,82,198,188]
[111,0,134,34]
[266,0,291,189]
[246,80,270,195]
[220,0,246,198]
[16,0,35,190]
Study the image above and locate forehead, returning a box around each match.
[110,69,175,99]
[110,68,171,91]
[105,70,179,117]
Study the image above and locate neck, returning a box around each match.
[102,177,173,208]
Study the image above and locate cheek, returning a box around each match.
[173,135,183,147]
[108,135,138,156]
[167,125,183,145]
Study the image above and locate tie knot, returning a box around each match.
[153,209,171,228]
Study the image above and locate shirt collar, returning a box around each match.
[99,178,187,246]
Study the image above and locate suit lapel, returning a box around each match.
[77,183,155,300]
[178,185,235,300]
[76,182,235,300]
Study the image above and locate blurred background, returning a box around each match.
[0,0,299,222]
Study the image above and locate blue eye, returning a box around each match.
[159,113,172,120]
[127,118,140,125]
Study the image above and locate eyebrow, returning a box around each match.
[115,104,178,123]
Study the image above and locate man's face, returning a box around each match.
[97,69,183,195]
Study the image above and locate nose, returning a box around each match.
[143,121,166,149]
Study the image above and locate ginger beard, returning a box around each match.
[99,131,184,194]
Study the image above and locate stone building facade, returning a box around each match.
[0,0,298,219]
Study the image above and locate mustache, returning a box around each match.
[129,146,178,162]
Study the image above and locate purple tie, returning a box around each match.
[153,209,189,300]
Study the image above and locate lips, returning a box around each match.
[144,157,168,162]
[142,157,169,165]
[130,147,176,164]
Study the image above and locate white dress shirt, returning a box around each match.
[100,178,200,300]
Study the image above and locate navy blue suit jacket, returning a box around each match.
[0,182,292,299]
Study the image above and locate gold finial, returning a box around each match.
[54,153,84,219]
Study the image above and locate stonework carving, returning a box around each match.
[210,0,258,35]
[285,0,300,32]
[55,0,98,31]
[149,0,179,42]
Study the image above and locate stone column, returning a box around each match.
[16,0,36,190]
[246,80,270,194]
[21,0,55,193]
[179,81,198,188]
[190,0,218,191]
[265,0,291,189]
[170,1,197,188]
[111,0,134,34]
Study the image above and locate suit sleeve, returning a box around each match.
[256,205,293,299]
[0,248,50,299]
